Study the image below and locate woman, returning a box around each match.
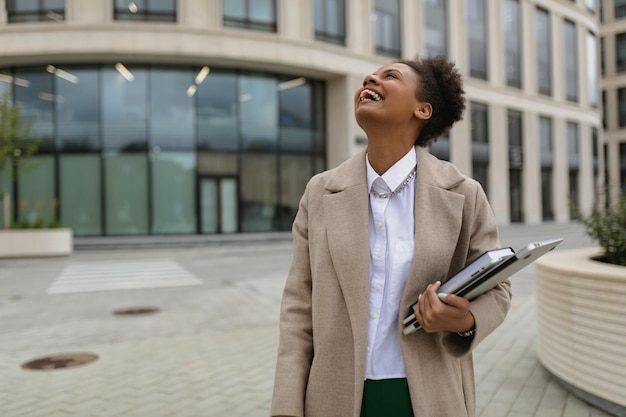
[271,56,512,417]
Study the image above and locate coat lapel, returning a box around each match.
[400,147,467,315]
[323,150,371,353]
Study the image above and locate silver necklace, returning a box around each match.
[370,166,417,199]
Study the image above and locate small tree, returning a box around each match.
[0,91,38,228]
[581,194,626,266]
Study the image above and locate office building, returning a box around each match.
[0,0,603,236]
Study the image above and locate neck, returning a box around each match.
[366,134,416,176]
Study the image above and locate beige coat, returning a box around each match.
[271,146,512,417]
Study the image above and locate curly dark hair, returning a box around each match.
[396,56,466,147]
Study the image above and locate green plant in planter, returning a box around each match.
[581,195,626,266]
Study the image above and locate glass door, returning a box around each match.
[199,177,238,234]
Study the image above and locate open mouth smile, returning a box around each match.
[359,88,383,103]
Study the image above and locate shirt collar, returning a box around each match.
[366,147,417,193]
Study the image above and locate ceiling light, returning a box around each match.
[115,63,135,82]
[128,2,138,13]
[186,85,197,96]
[194,66,210,84]
[277,77,306,91]
[46,65,79,84]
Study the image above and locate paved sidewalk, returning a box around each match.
[0,223,614,417]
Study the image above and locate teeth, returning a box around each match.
[360,89,382,102]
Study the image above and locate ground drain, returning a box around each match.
[113,307,160,316]
[21,353,99,371]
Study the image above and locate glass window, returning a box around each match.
[621,143,626,193]
[539,116,553,221]
[223,0,277,32]
[197,70,239,151]
[508,110,524,223]
[587,32,598,107]
[7,0,64,23]
[279,78,313,152]
[617,0,626,19]
[428,136,450,161]
[114,0,176,22]
[315,0,345,45]
[467,0,488,80]
[278,155,312,230]
[239,74,278,151]
[503,0,521,87]
[373,0,401,57]
[151,152,196,234]
[17,156,55,227]
[618,88,626,127]
[586,0,596,13]
[423,0,447,58]
[616,33,626,73]
[102,64,148,151]
[55,66,100,151]
[241,153,277,232]
[536,8,552,95]
[470,101,489,195]
[601,36,605,76]
[13,68,54,151]
[567,122,579,219]
[104,153,149,235]
[564,20,578,102]
[59,155,102,235]
[150,68,194,150]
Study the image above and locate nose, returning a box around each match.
[362,73,379,87]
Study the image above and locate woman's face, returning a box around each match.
[354,63,427,126]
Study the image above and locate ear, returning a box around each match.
[414,103,432,120]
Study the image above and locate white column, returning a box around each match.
[551,11,564,101]
[0,0,7,25]
[448,0,467,76]
[489,104,510,224]
[278,0,312,41]
[488,0,503,86]
[181,0,216,29]
[578,124,595,216]
[521,0,536,95]
[70,0,108,23]
[524,112,542,224]
[346,0,372,55]
[402,0,420,58]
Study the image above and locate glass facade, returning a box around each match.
[467,0,488,80]
[423,0,447,58]
[503,0,522,88]
[567,122,580,220]
[536,8,552,95]
[0,64,325,236]
[508,110,524,223]
[587,32,599,107]
[617,0,626,19]
[373,0,401,57]
[114,0,177,22]
[223,0,277,32]
[539,116,554,221]
[315,0,345,45]
[564,20,578,102]
[470,101,489,196]
[6,0,64,23]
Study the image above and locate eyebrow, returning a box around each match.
[374,68,403,76]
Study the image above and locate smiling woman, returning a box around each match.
[271,56,511,417]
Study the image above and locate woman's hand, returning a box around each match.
[413,281,475,334]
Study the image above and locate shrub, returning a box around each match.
[581,195,626,266]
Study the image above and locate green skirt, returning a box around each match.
[360,378,414,417]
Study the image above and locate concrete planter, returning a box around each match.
[536,248,626,415]
[0,228,72,258]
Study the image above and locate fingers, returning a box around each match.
[415,281,472,333]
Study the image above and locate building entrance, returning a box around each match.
[198,177,239,234]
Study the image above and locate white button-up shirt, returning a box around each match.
[365,148,416,380]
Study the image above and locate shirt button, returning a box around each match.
[370,312,377,319]
[375,252,383,258]
[376,222,383,229]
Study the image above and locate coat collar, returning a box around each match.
[321,145,468,379]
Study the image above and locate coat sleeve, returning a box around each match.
[270,184,315,417]
[442,182,512,357]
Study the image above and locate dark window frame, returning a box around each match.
[314,0,346,45]
[114,0,177,23]
[223,0,277,33]
[6,0,65,23]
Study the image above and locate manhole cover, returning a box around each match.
[21,353,99,371]
[113,307,160,316]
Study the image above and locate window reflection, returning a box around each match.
[114,0,176,22]
[315,0,346,45]
[7,0,65,23]
[56,67,100,151]
[223,0,277,32]
[503,0,522,87]
[280,81,312,152]
[14,68,54,150]
[241,153,277,232]
[102,65,148,151]
[239,74,278,151]
[150,68,194,150]
[373,0,401,57]
[423,0,447,58]
[536,8,552,95]
[197,72,239,151]
[60,155,102,235]
[467,0,488,80]
[17,156,55,226]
